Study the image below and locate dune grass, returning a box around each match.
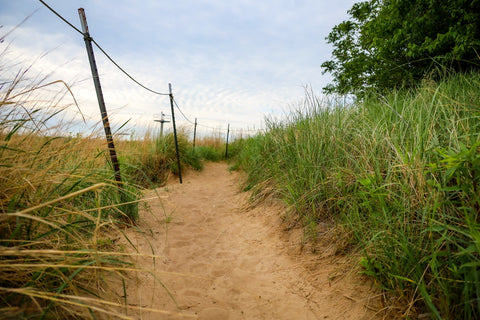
[0,51,224,318]
[0,47,239,317]
[0,58,149,318]
[234,73,480,319]
[118,125,243,188]
[119,127,204,188]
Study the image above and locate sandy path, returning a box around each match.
[113,162,382,319]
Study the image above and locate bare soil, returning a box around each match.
[111,162,383,319]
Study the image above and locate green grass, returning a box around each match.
[120,127,245,188]
[120,129,203,188]
[234,73,480,319]
[194,145,223,162]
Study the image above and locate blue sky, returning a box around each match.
[1,0,356,137]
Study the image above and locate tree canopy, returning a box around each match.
[322,0,480,95]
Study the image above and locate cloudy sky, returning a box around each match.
[1,0,356,137]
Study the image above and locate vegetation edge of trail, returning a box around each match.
[233,72,480,319]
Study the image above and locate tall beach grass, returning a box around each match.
[0,45,239,317]
[0,45,223,318]
[235,73,480,319]
[0,54,151,318]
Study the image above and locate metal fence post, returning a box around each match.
[193,117,197,151]
[225,123,230,159]
[78,8,123,187]
[169,83,182,184]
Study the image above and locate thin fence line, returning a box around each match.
[173,97,263,133]
[175,119,263,134]
[38,0,169,96]
[37,0,263,136]
[172,97,195,124]
[38,0,84,35]
[90,39,169,96]
[173,97,225,131]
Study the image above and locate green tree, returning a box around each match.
[322,0,480,95]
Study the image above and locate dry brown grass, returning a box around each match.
[0,58,172,319]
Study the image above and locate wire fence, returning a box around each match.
[38,0,264,144]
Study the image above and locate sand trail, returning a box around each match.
[112,162,382,319]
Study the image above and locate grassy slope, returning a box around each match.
[0,60,227,318]
[235,73,480,319]
[0,65,146,318]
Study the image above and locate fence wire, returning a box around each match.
[38,0,263,137]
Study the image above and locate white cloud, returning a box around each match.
[1,0,357,137]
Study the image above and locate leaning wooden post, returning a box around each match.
[78,8,123,187]
[169,83,182,184]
